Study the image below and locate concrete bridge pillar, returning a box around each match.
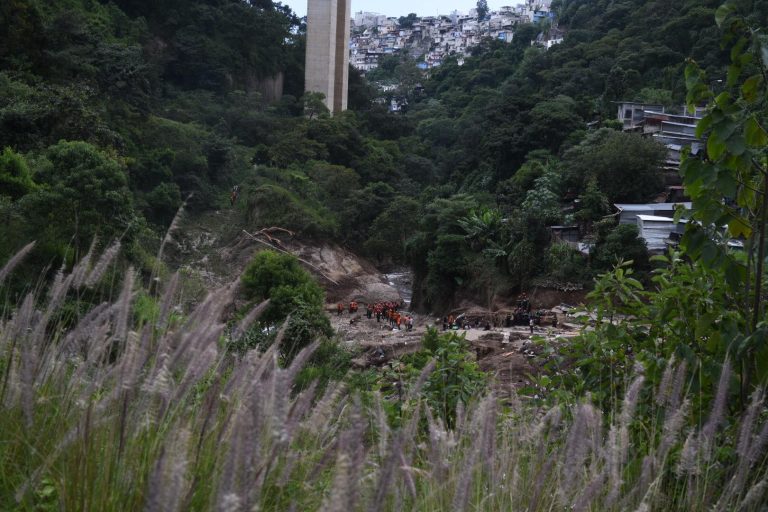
[305,0,350,113]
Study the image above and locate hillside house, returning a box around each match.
[636,215,686,251]
[616,102,665,130]
[614,202,692,225]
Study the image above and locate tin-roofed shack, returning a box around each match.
[636,215,686,251]
[614,202,692,225]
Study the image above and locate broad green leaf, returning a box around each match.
[717,171,738,198]
[738,53,753,66]
[706,333,722,353]
[725,134,746,156]
[713,119,738,140]
[683,229,705,256]
[715,3,735,27]
[745,117,768,147]
[715,91,732,108]
[755,345,768,382]
[684,60,701,87]
[737,182,756,210]
[727,64,741,87]
[741,75,763,103]
[696,313,716,339]
[701,240,718,264]
[707,132,727,160]
[673,204,687,223]
[731,36,749,62]
[695,114,712,138]
[724,262,745,291]
[728,217,752,238]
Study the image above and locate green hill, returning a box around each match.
[1,0,766,312]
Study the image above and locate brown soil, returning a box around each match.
[525,287,590,308]
[172,209,586,401]
[170,209,403,305]
[334,308,579,402]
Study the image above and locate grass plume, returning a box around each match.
[1,251,767,511]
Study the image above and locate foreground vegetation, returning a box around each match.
[1,245,767,511]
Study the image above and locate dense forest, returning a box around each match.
[3,0,768,510]
[4,0,767,313]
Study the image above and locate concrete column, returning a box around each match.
[332,0,350,112]
[305,0,349,113]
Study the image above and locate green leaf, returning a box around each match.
[696,313,716,339]
[728,217,752,238]
[745,117,768,147]
[725,134,746,156]
[723,265,740,293]
[684,60,701,87]
[695,114,713,138]
[707,132,727,160]
[738,53,753,66]
[716,170,738,197]
[714,91,732,108]
[713,118,738,140]
[731,36,749,63]
[715,3,735,27]
[727,64,741,87]
[701,241,718,264]
[755,345,768,382]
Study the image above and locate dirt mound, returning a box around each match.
[467,329,544,401]
[353,337,423,368]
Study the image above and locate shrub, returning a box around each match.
[1,245,767,512]
[240,250,331,361]
[25,141,136,251]
[0,147,36,200]
[593,223,649,271]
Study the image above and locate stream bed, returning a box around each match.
[382,268,413,309]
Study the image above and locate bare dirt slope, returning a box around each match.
[168,208,403,304]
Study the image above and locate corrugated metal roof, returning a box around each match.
[636,215,687,251]
[614,202,692,212]
[637,214,678,222]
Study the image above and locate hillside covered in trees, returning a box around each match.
[1,0,767,309]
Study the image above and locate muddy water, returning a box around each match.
[383,268,413,309]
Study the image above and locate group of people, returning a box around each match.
[371,301,413,331]
[336,300,414,331]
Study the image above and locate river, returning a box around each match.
[383,268,413,309]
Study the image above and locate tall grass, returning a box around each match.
[1,245,767,510]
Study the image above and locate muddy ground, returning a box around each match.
[331,308,582,401]
[171,209,587,401]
